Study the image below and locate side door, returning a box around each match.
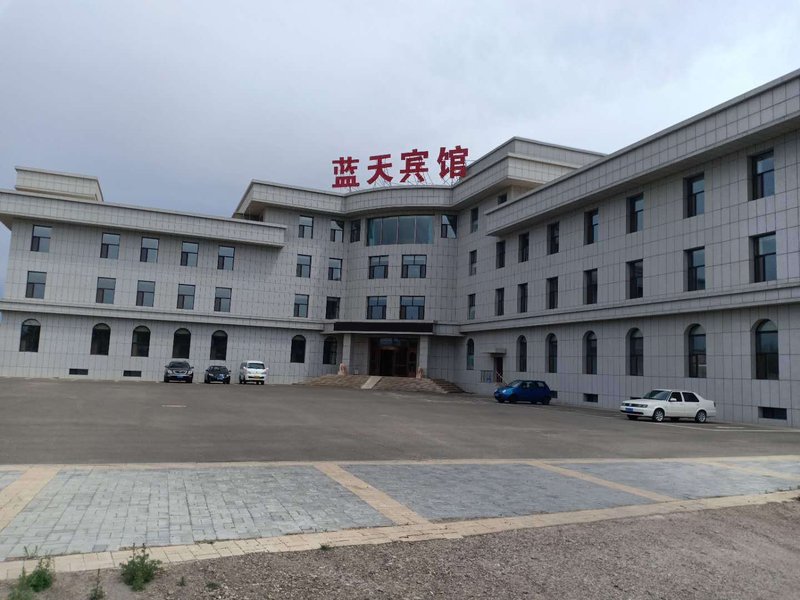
[668,391,685,417]
[519,381,533,402]
[682,392,701,417]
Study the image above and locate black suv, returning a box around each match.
[163,360,193,383]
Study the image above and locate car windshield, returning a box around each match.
[209,366,227,373]
[507,380,523,388]
[642,390,670,400]
[247,362,265,369]
[168,361,189,369]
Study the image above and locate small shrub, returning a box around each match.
[319,543,333,551]
[119,545,161,591]
[205,581,220,591]
[27,556,54,592]
[88,569,106,600]
[7,569,34,600]
[177,575,186,587]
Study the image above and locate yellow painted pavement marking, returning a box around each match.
[0,467,59,532]
[1,488,796,581]
[692,459,800,481]
[525,460,676,502]
[314,463,429,526]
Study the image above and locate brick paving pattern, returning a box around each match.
[0,473,21,493]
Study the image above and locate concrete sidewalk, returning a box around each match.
[0,455,798,578]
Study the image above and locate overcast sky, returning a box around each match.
[0,0,798,294]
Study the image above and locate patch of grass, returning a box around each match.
[205,581,220,591]
[177,575,186,587]
[319,543,333,551]
[119,545,161,592]
[7,569,34,600]
[27,556,54,592]
[87,569,106,600]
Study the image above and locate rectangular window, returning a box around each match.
[685,174,705,217]
[467,293,476,320]
[518,233,529,262]
[470,207,479,233]
[517,283,528,313]
[687,247,706,291]
[136,280,155,307]
[294,293,309,317]
[468,250,477,276]
[495,288,504,316]
[628,260,643,299]
[368,255,388,279]
[584,210,599,245]
[25,271,46,299]
[350,219,361,243]
[547,222,559,255]
[366,215,433,245]
[496,240,506,269]
[401,254,427,278]
[751,150,775,200]
[299,215,314,238]
[753,233,776,283]
[177,284,195,309]
[30,225,51,253]
[180,241,198,267]
[399,296,425,320]
[497,193,507,205]
[214,287,231,312]
[546,277,558,309]
[296,254,312,278]
[69,368,89,376]
[367,296,387,319]
[759,406,787,420]
[95,277,116,304]
[100,233,120,259]
[330,219,344,242]
[140,237,159,263]
[584,269,598,304]
[328,257,342,281]
[584,393,598,403]
[441,215,458,238]
[122,370,142,378]
[325,296,340,319]
[627,194,643,233]
[217,245,235,270]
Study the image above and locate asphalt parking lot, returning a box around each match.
[0,378,798,464]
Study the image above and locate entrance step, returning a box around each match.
[361,376,382,390]
[305,375,370,389]
[373,377,466,394]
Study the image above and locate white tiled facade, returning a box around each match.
[2,70,800,426]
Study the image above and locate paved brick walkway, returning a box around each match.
[0,456,798,576]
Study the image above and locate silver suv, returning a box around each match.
[239,360,268,385]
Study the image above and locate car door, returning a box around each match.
[667,391,684,417]
[682,392,701,417]
[519,382,532,402]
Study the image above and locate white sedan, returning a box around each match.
[620,389,717,423]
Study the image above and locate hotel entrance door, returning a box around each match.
[369,337,418,377]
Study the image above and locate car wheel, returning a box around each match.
[626,415,639,420]
[496,397,505,403]
[652,408,665,423]
[225,380,230,385]
[670,417,680,422]
[163,377,169,383]
[187,377,193,384]
[508,395,517,404]
[542,398,550,405]
[694,410,707,424]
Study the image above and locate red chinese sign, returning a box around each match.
[332,145,468,189]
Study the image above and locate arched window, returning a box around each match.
[466,339,475,371]
[323,336,338,365]
[290,335,306,363]
[584,331,597,375]
[755,320,779,380]
[131,326,150,357]
[172,328,191,359]
[628,328,643,376]
[19,319,40,352]
[546,333,557,373]
[90,323,111,356]
[210,330,227,360]
[516,336,527,372]
[687,325,706,378]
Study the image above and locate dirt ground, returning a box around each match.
[3,500,799,599]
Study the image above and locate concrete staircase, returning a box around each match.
[303,374,466,394]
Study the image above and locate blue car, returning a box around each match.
[494,380,552,404]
